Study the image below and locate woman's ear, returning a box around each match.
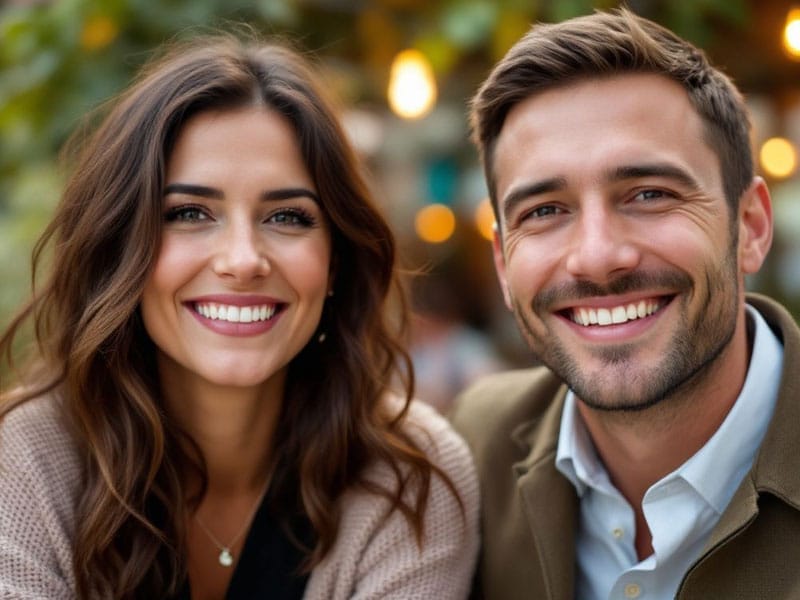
[328,254,338,293]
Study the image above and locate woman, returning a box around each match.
[0,34,478,599]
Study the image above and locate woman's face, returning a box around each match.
[140,106,332,393]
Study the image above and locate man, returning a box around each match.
[450,8,800,599]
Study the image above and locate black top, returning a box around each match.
[177,492,314,600]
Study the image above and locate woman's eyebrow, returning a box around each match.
[163,183,320,204]
[262,188,320,203]
[163,183,223,199]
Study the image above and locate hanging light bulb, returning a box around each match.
[783,8,800,58]
[387,49,437,119]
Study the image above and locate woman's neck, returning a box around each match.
[159,360,285,494]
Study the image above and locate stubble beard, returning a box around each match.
[513,255,740,412]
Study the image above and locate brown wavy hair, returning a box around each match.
[0,33,455,598]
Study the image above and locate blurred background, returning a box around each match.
[2,0,800,411]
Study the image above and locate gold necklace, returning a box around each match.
[193,464,276,568]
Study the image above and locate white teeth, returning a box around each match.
[194,302,277,324]
[611,306,627,324]
[571,300,662,327]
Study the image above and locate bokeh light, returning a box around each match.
[80,15,119,51]
[760,137,798,178]
[474,198,495,241]
[387,49,437,119]
[415,203,455,243]
[784,8,800,58]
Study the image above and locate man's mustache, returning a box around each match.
[533,270,693,313]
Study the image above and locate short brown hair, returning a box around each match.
[471,7,753,215]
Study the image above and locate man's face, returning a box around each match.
[492,73,767,411]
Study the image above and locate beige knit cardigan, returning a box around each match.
[0,396,479,599]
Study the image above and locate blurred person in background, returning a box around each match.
[452,7,800,599]
[410,268,508,414]
[0,33,478,599]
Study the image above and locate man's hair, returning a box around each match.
[471,7,753,215]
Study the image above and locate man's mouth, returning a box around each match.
[192,302,279,324]
[567,297,668,327]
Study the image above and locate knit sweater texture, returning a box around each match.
[0,396,479,599]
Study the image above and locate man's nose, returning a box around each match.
[564,203,641,284]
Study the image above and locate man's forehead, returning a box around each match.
[492,74,718,205]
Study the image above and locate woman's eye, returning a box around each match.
[267,208,316,227]
[164,205,210,223]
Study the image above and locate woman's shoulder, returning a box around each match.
[0,395,80,598]
[395,396,477,479]
[304,397,480,599]
[0,393,81,505]
[1,394,79,476]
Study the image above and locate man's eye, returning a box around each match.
[634,189,669,201]
[526,205,561,219]
[164,205,209,222]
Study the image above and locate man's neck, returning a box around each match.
[576,307,753,554]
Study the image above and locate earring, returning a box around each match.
[317,289,335,343]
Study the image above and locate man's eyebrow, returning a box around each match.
[610,163,702,191]
[501,177,567,224]
[163,184,320,204]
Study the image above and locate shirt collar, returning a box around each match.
[556,303,784,511]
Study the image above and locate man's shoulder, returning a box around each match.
[449,366,564,456]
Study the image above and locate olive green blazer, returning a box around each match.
[451,294,800,599]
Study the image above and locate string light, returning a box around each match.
[387,49,437,119]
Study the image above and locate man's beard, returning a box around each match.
[513,255,740,412]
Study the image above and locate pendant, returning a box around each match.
[219,548,234,567]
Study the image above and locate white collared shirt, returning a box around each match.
[555,305,783,600]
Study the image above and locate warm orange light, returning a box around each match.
[388,49,437,119]
[760,137,798,178]
[415,203,455,243]
[784,8,800,58]
[474,198,496,241]
[81,15,119,51]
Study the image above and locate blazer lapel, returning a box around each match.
[512,386,578,600]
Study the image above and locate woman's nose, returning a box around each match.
[212,221,271,281]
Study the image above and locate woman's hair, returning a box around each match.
[0,33,448,598]
[471,7,753,217]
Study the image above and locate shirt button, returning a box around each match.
[624,583,642,598]
[612,527,624,540]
